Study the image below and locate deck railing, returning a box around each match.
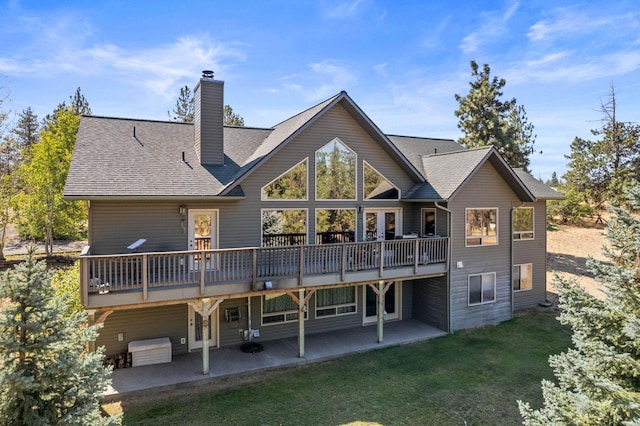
[81,237,448,301]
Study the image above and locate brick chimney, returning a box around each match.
[194,70,224,166]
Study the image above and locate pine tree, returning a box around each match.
[168,85,195,123]
[12,107,39,148]
[0,251,120,425]
[224,104,245,126]
[519,184,640,424]
[454,60,537,171]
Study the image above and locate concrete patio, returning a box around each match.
[104,319,447,399]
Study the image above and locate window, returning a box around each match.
[513,207,534,240]
[316,209,356,244]
[262,293,306,325]
[468,273,496,305]
[422,208,436,236]
[262,209,307,246]
[262,158,307,200]
[315,138,356,200]
[466,208,498,246]
[363,161,399,199]
[315,287,356,318]
[513,264,532,291]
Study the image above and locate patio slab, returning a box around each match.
[104,319,447,399]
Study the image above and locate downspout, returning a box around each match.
[434,201,452,334]
[510,202,525,317]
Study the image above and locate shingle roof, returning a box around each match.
[514,169,565,200]
[64,117,273,198]
[402,146,536,202]
[386,135,464,176]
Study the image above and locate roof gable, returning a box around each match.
[403,146,535,202]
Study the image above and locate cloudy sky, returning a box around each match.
[1,0,639,180]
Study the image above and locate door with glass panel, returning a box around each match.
[188,210,218,271]
[188,305,216,351]
[364,209,401,241]
[363,282,400,324]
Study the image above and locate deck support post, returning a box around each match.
[201,298,211,375]
[377,280,384,343]
[86,309,96,353]
[298,289,305,358]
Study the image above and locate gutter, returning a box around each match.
[434,201,452,334]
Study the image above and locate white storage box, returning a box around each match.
[128,337,172,367]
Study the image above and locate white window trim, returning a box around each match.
[513,207,535,241]
[362,160,401,200]
[314,137,357,201]
[421,208,437,236]
[468,272,497,306]
[513,263,533,292]
[261,157,309,201]
[260,208,308,247]
[315,286,357,319]
[465,207,499,247]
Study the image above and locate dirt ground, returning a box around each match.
[546,223,609,300]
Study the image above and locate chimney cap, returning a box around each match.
[202,70,214,79]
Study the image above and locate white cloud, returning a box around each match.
[527,8,622,42]
[321,0,367,19]
[460,2,519,54]
[283,60,356,101]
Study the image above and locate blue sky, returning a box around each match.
[1,0,640,180]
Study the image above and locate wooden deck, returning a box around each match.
[81,237,448,309]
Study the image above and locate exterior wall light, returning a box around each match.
[179,205,187,216]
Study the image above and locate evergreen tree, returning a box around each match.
[12,107,39,148]
[564,84,640,212]
[224,104,245,126]
[168,85,195,123]
[44,87,91,131]
[454,60,537,171]
[0,251,120,425]
[519,183,640,424]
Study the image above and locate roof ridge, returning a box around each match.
[387,134,456,142]
[423,145,492,158]
[271,92,343,128]
[83,115,194,125]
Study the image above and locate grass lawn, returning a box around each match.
[118,309,570,425]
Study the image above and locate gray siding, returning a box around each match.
[513,201,548,309]
[97,304,187,357]
[448,162,518,331]
[411,276,448,330]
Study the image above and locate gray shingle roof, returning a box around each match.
[65,91,553,204]
[514,169,565,200]
[402,146,536,202]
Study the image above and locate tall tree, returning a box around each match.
[0,251,120,425]
[454,61,537,171]
[0,88,21,260]
[168,86,245,126]
[44,87,91,131]
[168,85,195,123]
[224,104,245,126]
[12,107,39,148]
[563,84,640,213]
[14,108,86,254]
[519,184,640,424]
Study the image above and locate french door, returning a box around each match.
[363,282,401,324]
[188,209,218,271]
[364,209,401,241]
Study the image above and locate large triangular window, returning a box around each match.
[315,138,356,200]
[363,161,399,199]
[262,158,308,200]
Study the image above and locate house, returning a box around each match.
[64,71,563,373]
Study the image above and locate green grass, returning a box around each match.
[120,310,570,425]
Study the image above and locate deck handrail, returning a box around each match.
[81,237,448,300]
